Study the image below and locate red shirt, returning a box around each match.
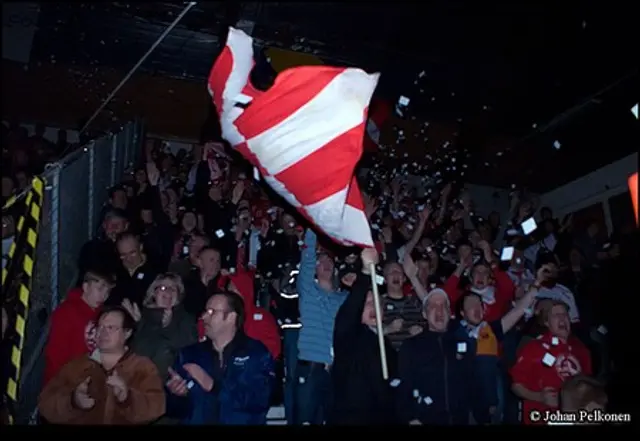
[510,331,592,424]
[443,265,515,322]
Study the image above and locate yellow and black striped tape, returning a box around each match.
[2,176,44,425]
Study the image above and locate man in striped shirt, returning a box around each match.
[381,261,426,350]
[294,228,348,425]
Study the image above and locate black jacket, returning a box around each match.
[329,273,398,425]
[397,323,474,425]
[182,271,220,318]
[106,258,162,307]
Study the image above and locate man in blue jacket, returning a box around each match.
[165,291,275,425]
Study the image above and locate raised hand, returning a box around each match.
[121,299,141,322]
[361,248,379,274]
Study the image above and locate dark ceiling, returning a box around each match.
[21,2,640,191]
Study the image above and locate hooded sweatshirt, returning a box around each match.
[44,288,100,384]
[197,270,281,360]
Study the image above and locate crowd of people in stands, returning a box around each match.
[1,131,633,425]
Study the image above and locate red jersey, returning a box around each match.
[443,264,515,322]
[510,331,592,424]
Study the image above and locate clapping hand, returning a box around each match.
[121,299,141,322]
[166,367,189,397]
[183,363,214,392]
[73,377,96,410]
[106,370,129,403]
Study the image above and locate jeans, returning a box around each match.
[282,329,299,425]
[294,361,332,425]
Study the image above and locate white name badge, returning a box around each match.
[253,313,263,321]
[137,273,144,280]
[457,342,467,353]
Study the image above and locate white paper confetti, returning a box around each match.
[542,353,556,367]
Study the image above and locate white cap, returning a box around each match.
[422,288,450,309]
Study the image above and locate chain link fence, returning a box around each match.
[3,120,144,424]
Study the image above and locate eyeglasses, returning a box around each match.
[155,284,177,292]
[97,325,122,333]
[203,308,229,317]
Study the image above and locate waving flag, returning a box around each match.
[208,27,377,247]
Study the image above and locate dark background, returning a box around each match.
[2,1,638,192]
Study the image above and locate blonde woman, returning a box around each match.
[124,273,197,379]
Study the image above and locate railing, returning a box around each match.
[2,120,144,424]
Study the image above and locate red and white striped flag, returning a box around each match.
[208,27,378,247]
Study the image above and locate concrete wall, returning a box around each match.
[539,153,638,233]
[466,183,513,221]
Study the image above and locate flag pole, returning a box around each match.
[80,1,198,134]
[369,262,389,380]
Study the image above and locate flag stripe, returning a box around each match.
[272,125,365,206]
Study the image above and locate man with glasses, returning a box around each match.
[39,306,165,424]
[165,291,275,425]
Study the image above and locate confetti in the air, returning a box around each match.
[631,103,638,119]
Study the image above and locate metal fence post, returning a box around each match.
[88,142,95,240]
[49,166,61,310]
[110,135,117,187]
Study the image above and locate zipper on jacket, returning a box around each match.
[439,336,452,424]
